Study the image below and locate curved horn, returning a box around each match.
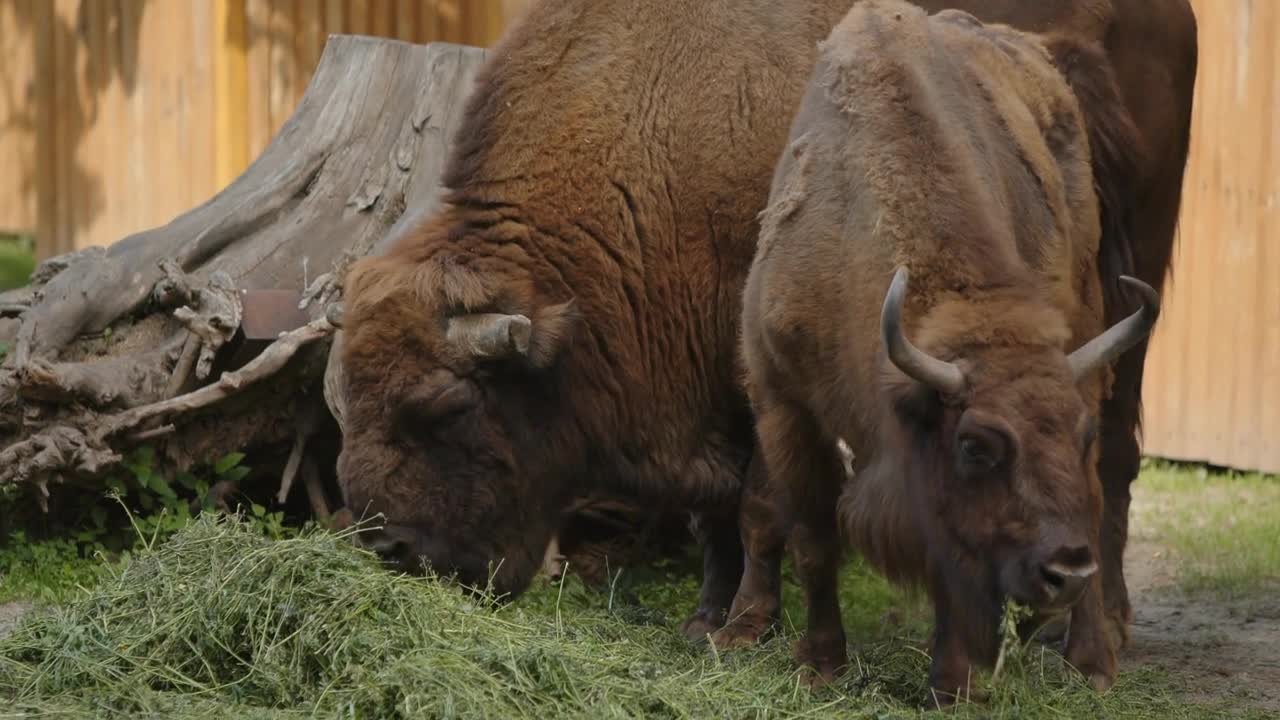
[325,302,345,329]
[447,313,533,358]
[880,266,966,395]
[1068,275,1160,381]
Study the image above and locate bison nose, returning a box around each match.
[1038,545,1097,608]
[354,524,474,580]
[354,526,415,559]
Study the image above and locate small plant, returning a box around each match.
[0,446,294,604]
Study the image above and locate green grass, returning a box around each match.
[0,535,116,606]
[0,233,35,291]
[0,512,1265,719]
[1133,461,1280,599]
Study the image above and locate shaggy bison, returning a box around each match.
[333,0,858,633]
[332,0,1195,661]
[734,0,1162,698]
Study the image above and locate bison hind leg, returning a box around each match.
[711,453,786,650]
[754,399,849,683]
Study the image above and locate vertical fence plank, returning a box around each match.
[0,0,36,234]
[34,0,57,253]
[394,0,416,41]
[345,0,368,36]
[214,0,249,192]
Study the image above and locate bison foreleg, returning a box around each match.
[712,453,784,649]
[1063,574,1118,691]
[1096,360,1143,652]
[680,510,744,641]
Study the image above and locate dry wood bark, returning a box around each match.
[0,36,487,502]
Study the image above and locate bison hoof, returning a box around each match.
[1066,636,1117,693]
[680,608,728,642]
[710,614,776,649]
[1104,607,1133,651]
[1087,671,1116,693]
[792,635,847,687]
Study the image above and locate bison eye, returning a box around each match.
[397,381,480,426]
[956,432,1002,473]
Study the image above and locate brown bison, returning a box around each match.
[333,0,859,633]
[733,0,1164,699]
[332,0,1194,657]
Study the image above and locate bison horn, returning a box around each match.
[880,266,966,396]
[325,302,345,328]
[447,313,533,358]
[1068,276,1160,382]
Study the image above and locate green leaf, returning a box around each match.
[138,493,154,511]
[152,481,178,501]
[176,471,199,490]
[132,464,154,487]
[90,506,107,529]
[220,466,251,484]
[214,452,246,475]
[135,446,156,467]
[105,476,128,497]
[251,503,266,518]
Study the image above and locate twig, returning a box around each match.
[95,317,335,443]
[166,332,201,398]
[302,456,330,520]
[0,318,334,488]
[276,427,308,504]
[128,424,176,442]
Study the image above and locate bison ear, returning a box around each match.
[528,299,579,368]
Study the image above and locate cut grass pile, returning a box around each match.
[1,513,1261,719]
[1133,462,1280,599]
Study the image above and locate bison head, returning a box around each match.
[332,245,579,597]
[875,266,1157,625]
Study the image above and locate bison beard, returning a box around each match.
[731,0,1165,703]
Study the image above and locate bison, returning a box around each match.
[716,0,1196,678]
[332,0,859,634]
[331,0,1195,658]
[734,0,1161,699]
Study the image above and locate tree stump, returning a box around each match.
[0,35,687,584]
[0,35,485,509]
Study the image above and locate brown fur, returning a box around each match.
[736,0,1152,700]
[333,0,1195,676]
[336,0,857,627]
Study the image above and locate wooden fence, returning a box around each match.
[0,1,1276,473]
[0,0,530,256]
[1140,0,1280,474]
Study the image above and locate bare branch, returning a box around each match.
[302,456,330,520]
[95,318,335,442]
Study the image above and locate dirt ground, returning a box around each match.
[1123,534,1280,712]
[0,600,30,641]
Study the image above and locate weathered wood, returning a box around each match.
[0,36,489,489]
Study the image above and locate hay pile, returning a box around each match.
[0,516,1242,719]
